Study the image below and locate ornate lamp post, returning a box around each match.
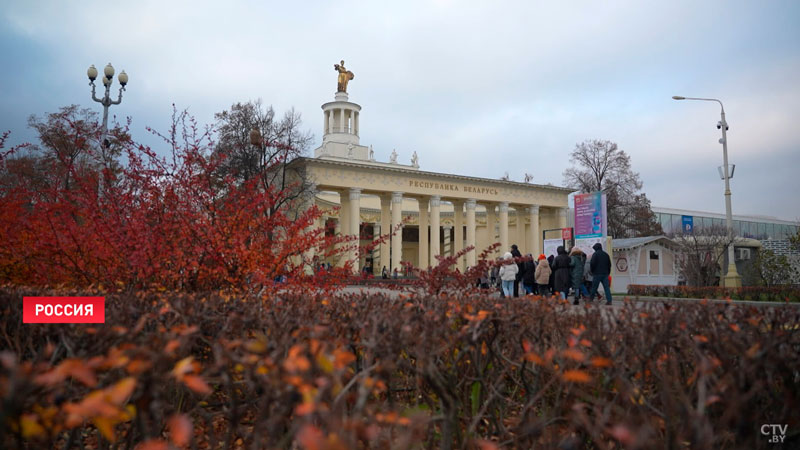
[672,95,742,287]
[87,63,128,193]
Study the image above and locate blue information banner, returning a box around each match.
[681,215,693,234]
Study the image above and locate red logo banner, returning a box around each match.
[23,297,105,323]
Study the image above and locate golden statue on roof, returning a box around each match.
[334,60,354,93]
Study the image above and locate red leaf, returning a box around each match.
[168,413,193,447]
[182,374,212,395]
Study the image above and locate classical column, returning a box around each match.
[452,200,464,271]
[354,111,359,136]
[391,192,403,273]
[340,109,345,132]
[466,199,477,267]
[528,205,541,256]
[337,193,350,268]
[499,202,509,254]
[516,208,526,254]
[418,198,429,269]
[486,204,497,257]
[380,194,391,274]
[349,188,361,273]
[558,207,568,230]
[430,195,441,263]
[443,226,452,258]
[372,223,380,275]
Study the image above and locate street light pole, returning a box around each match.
[672,95,742,287]
[87,63,128,193]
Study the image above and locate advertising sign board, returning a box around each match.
[574,192,607,238]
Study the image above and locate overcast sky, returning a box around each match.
[2,0,799,221]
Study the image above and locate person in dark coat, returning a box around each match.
[569,247,589,305]
[547,254,555,294]
[552,246,572,300]
[521,254,537,295]
[589,242,613,305]
[510,244,523,297]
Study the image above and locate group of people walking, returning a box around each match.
[490,243,613,305]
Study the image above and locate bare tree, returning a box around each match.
[563,139,662,238]
[670,225,737,287]
[213,100,314,214]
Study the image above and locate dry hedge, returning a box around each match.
[1,286,799,449]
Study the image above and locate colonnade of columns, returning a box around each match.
[323,108,359,136]
[331,188,569,274]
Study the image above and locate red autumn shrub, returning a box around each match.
[0,110,352,292]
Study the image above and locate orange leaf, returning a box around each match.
[126,359,153,375]
[579,339,592,347]
[562,369,592,383]
[172,357,195,379]
[61,359,98,387]
[107,377,136,405]
[561,349,585,362]
[93,416,116,442]
[164,340,180,355]
[167,413,193,447]
[521,339,533,354]
[135,439,170,450]
[476,439,499,450]
[20,414,45,439]
[294,402,315,416]
[590,356,613,368]
[523,352,544,365]
[693,335,708,343]
[481,341,488,356]
[296,424,324,450]
[182,374,212,395]
[332,348,356,370]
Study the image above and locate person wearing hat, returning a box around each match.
[534,254,551,296]
[498,251,519,298]
[569,247,590,305]
[589,242,613,305]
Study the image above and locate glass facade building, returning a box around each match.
[652,207,798,240]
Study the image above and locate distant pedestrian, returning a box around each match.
[589,243,613,305]
[569,247,589,304]
[498,252,519,298]
[553,246,571,300]
[510,244,523,297]
[382,266,388,279]
[535,254,551,296]
[521,253,537,295]
[547,255,555,294]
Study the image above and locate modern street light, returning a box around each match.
[87,63,128,192]
[672,95,742,287]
